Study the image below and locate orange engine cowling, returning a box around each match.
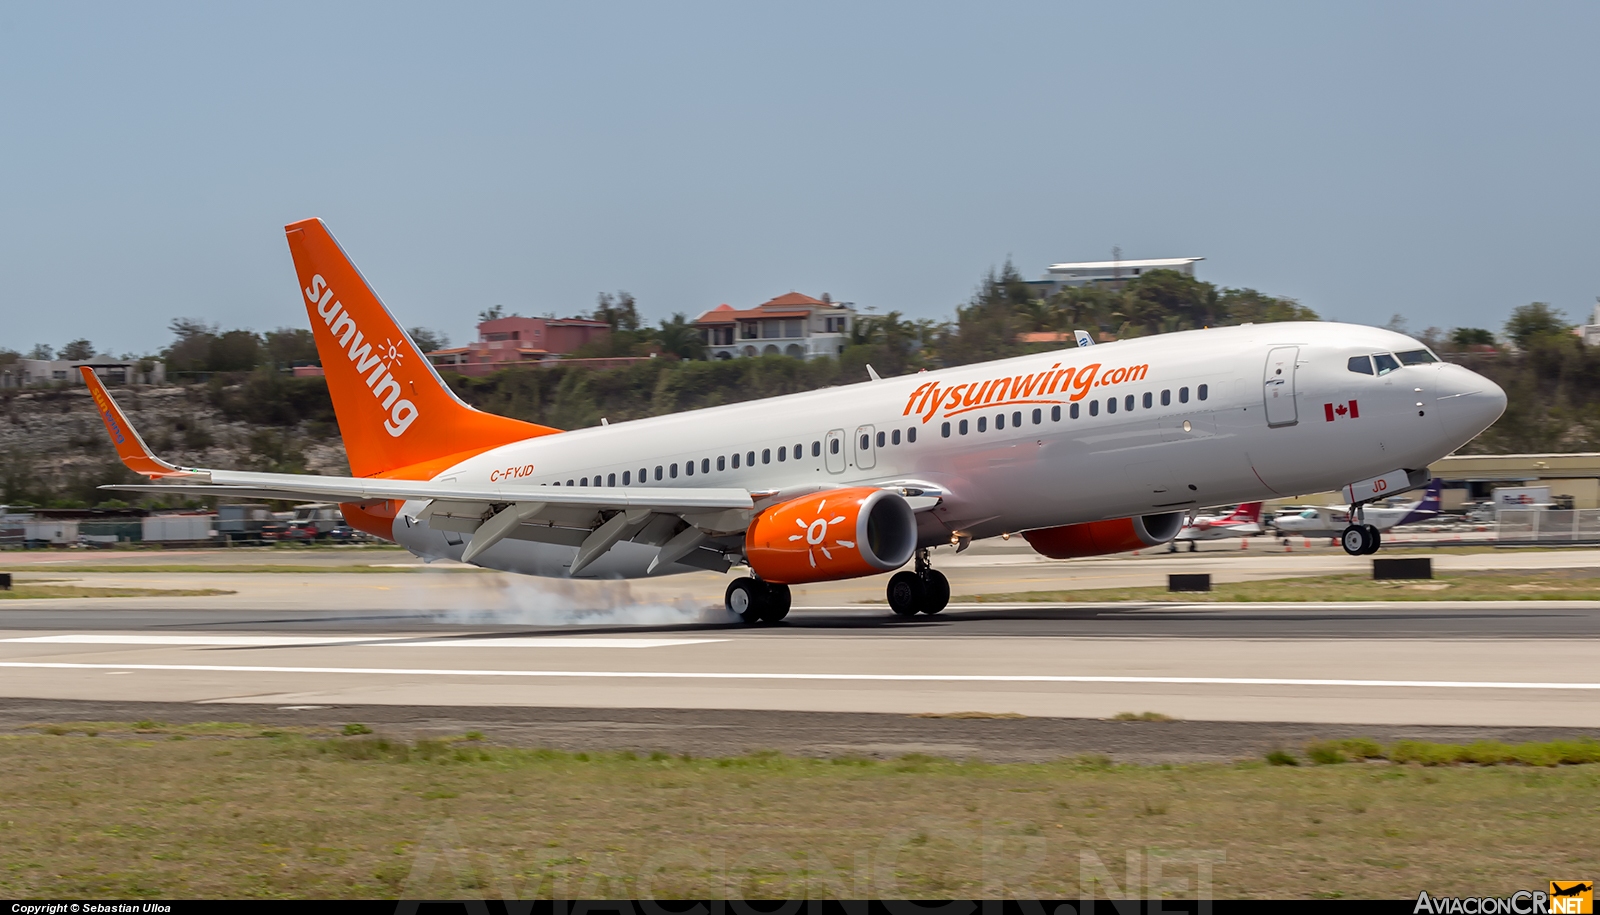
[746,487,918,584]
[1022,512,1185,559]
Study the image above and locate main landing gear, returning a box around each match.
[726,577,790,624]
[887,549,951,617]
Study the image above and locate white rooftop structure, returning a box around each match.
[1031,256,1204,295]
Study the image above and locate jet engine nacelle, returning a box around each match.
[746,486,917,584]
[1022,512,1185,559]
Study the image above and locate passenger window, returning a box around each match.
[670,464,678,479]
[655,466,663,481]
[701,458,709,473]
[876,431,886,448]
[1397,349,1438,365]
[608,473,616,486]
[717,456,726,471]
[794,442,802,457]
[684,461,693,476]
[942,421,951,437]
[639,467,647,483]
[567,479,575,486]
[1198,384,1209,401]
[907,427,916,443]
[580,477,588,486]
[860,434,869,449]
[1012,410,1022,427]
[1089,400,1099,416]
[1179,387,1189,403]
[1052,405,1062,421]
[891,429,901,445]
[1143,392,1152,409]
[1348,355,1374,375]
[1125,394,1134,411]
[1068,403,1078,419]
[978,416,988,432]
[959,419,969,435]
[1032,408,1041,424]
[552,481,560,487]
[995,414,1005,430]
[829,439,840,454]
[1107,397,1117,414]
[623,471,631,485]
[1161,389,1170,406]
[812,441,821,457]
[778,446,786,461]
[762,448,770,464]
[747,451,755,465]
[732,453,740,469]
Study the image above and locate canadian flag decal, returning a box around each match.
[1323,400,1359,421]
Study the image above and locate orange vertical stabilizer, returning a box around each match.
[284,218,559,479]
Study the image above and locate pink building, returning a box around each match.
[427,316,612,376]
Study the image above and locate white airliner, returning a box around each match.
[85,219,1507,622]
[1168,503,1264,551]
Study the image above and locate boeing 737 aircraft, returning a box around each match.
[85,219,1507,622]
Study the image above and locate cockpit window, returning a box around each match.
[1397,349,1438,365]
[1347,355,1373,375]
[1373,353,1401,375]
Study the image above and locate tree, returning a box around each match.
[1215,288,1318,325]
[60,339,95,361]
[652,313,705,360]
[265,328,319,367]
[208,330,263,372]
[27,344,53,361]
[407,327,450,354]
[162,319,218,373]
[0,348,17,366]
[1504,303,1569,349]
[477,305,506,323]
[1450,327,1495,347]
[592,292,641,333]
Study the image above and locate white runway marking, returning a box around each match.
[2,635,724,649]
[0,661,1596,690]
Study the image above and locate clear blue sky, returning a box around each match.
[3,1,1597,356]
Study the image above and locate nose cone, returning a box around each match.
[1434,363,1507,445]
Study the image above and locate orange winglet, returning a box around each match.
[80,367,189,478]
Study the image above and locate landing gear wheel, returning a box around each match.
[725,578,767,624]
[887,571,925,617]
[762,583,791,622]
[920,569,950,614]
[1361,524,1382,555]
[1340,525,1374,557]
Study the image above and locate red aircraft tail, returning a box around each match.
[1223,502,1263,523]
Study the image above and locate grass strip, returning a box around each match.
[972,569,1600,603]
[0,564,466,574]
[1,722,1598,899]
[0,585,234,600]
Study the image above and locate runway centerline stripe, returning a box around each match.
[0,661,1595,690]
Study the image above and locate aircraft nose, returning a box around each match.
[1434,363,1507,444]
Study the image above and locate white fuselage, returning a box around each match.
[389,322,1505,577]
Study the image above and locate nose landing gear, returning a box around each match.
[1339,506,1383,557]
[887,548,950,617]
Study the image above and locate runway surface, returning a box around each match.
[3,545,1598,731]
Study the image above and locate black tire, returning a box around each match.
[762,583,791,622]
[1362,524,1382,555]
[1340,525,1369,556]
[887,571,925,617]
[725,578,767,624]
[920,569,950,614]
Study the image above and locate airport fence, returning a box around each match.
[1495,509,1600,543]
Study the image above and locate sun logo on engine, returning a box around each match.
[788,499,854,568]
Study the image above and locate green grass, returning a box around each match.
[0,584,234,600]
[2,721,1598,898]
[971,569,1600,603]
